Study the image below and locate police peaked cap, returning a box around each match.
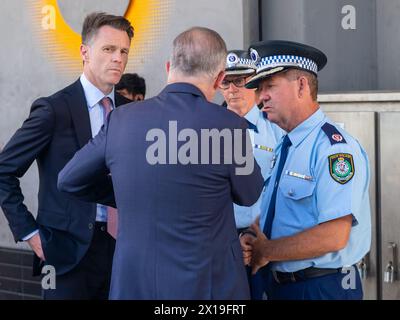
[245,40,327,89]
[224,50,257,77]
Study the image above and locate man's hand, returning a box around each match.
[27,233,45,261]
[240,232,255,266]
[249,221,270,274]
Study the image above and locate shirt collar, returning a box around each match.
[80,73,115,109]
[244,104,261,127]
[287,108,325,148]
[161,83,205,98]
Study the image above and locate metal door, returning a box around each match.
[380,112,400,299]
[325,111,377,300]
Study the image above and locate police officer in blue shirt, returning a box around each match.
[220,50,284,232]
[220,50,284,299]
[240,40,371,300]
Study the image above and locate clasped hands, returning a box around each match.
[240,218,271,274]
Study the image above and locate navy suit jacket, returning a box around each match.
[0,79,130,275]
[58,83,264,299]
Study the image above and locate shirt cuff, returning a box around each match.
[22,229,39,241]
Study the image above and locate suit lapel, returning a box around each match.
[65,79,93,148]
[65,80,131,148]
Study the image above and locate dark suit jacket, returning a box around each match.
[58,83,264,299]
[0,79,130,276]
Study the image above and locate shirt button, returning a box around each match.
[100,225,106,232]
[288,189,295,196]
[88,223,94,230]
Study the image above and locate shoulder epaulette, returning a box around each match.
[321,122,347,145]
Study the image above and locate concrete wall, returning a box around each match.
[0,0,252,249]
[134,0,247,100]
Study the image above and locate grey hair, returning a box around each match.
[170,27,227,78]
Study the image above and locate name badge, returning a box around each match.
[285,170,313,181]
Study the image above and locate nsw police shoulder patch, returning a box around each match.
[328,153,354,184]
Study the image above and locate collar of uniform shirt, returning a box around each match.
[80,73,115,110]
[286,108,325,148]
[244,104,261,129]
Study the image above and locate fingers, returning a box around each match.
[241,237,252,265]
[31,245,45,261]
[243,249,252,265]
[241,244,252,255]
[250,220,262,236]
[253,215,260,226]
[37,248,45,261]
[27,233,46,261]
[240,233,255,248]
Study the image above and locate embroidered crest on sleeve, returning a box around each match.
[328,153,354,184]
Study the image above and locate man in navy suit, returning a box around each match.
[0,12,133,299]
[58,27,264,299]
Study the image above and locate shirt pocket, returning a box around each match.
[279,174,316,201]
[277,174,317,232]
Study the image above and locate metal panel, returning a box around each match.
[380,112,400,299]
[325,111,377,300]
[260,0,377,92]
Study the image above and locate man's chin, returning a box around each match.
[227,101,243,109]
[108,76,122,85]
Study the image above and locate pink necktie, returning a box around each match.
[100,97,113,120]
[100,97,118,239]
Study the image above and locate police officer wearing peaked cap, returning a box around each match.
[240,40,371,300]
[220,50,284,233]
[219,50,284,299]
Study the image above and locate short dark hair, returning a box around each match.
[81,12,134,45]
[116,73,146,97]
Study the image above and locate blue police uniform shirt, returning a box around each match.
[259,108,371,272]
[234,105,284,229]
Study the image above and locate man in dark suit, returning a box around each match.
[0,12,133,299]
[58,27,264,299]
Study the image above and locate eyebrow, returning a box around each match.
[102,45,129,52]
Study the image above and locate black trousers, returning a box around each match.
[43,222,115,300]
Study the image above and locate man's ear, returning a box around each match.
[166,61,171,74]
[80,44,89,63]
[214,70,226,90]
[298,76,308,98]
